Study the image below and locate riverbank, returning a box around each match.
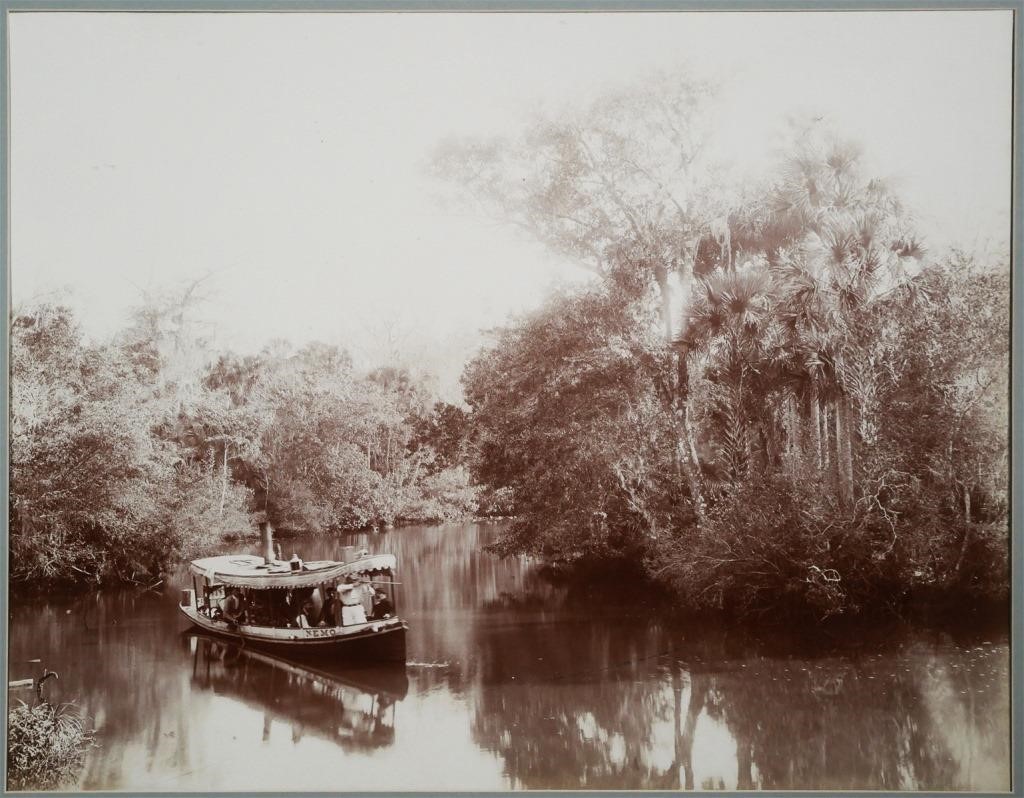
[527,544,1010,634]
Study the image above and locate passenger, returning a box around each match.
[273,591,293,627]
[359,579,375,615]
[319,587,341,627]
[371,589,395,619]
[339,583,367,625]
[295,600,316,629]
[222,588,247,626]
[247,591,273,626]
[285,588,313,624]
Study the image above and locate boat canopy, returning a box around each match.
[189,553,397,589]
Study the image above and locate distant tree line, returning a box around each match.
[9,290,476,590]
[442,73,1009,619]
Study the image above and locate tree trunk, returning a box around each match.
[789,396,806,477]
[654,262,676,342]
[671,663,683,789]
[821,402,830,474]
[833,399,843,500]
[675,352,706,523]
[811,395,822,470]
[954,490,972,575]
[656,262,705,524]
[839,397,855,503]
[786,397,797,460]
[759,421,771,473]
[737,741,754,790]
[678,674,706,791]
[219,442,228,518]
[834,398,854,505]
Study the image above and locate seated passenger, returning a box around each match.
[371,589,395,619]
[272,591,293,627]
[295,600,316,629]
[222,588,247,626]
[246,592,273,626]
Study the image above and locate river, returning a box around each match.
[6,522,1010,791]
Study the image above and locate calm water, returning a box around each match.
[7,522,1010,791]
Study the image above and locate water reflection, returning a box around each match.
[6,522,1010,791]
[186,634,406,751]
[467,605,1010,791]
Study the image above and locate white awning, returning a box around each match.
[188,553,397,589]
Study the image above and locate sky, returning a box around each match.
[8,10,1014,397]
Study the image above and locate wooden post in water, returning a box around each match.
[260,521,275,564]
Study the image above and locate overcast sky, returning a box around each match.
[9,10,1013,396]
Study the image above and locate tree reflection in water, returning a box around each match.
[468,590,1009,791]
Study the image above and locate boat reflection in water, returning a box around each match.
[185,633,408,750]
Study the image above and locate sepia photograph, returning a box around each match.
[3,5,1017,793]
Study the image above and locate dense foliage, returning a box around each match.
[448,78,1009,619]
[9,297,476,590]
[6,701,93,790]
[10,72,1008,618]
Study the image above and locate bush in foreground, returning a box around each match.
[6,701,94,791]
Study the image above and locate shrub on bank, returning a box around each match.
[6,702,94,791]
[655,472,1009,621]
[397,466,480,524]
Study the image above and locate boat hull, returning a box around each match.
[178,603,408,663]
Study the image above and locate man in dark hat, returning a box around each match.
[319,586,342,627]
[371,589,395,619]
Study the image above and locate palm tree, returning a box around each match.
[685,129,923,505]
[758,131,925,504]
[681,265,777,483]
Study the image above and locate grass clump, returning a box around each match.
[6,701,94,791]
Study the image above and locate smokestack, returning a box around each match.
[260,521,275,564]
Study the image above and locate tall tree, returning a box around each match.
[732,131,926,503]
[435,71,731,523]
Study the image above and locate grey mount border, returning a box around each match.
[0,1,1020,797]
[0,0,1021,9]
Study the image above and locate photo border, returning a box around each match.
[0,1,1019,796]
